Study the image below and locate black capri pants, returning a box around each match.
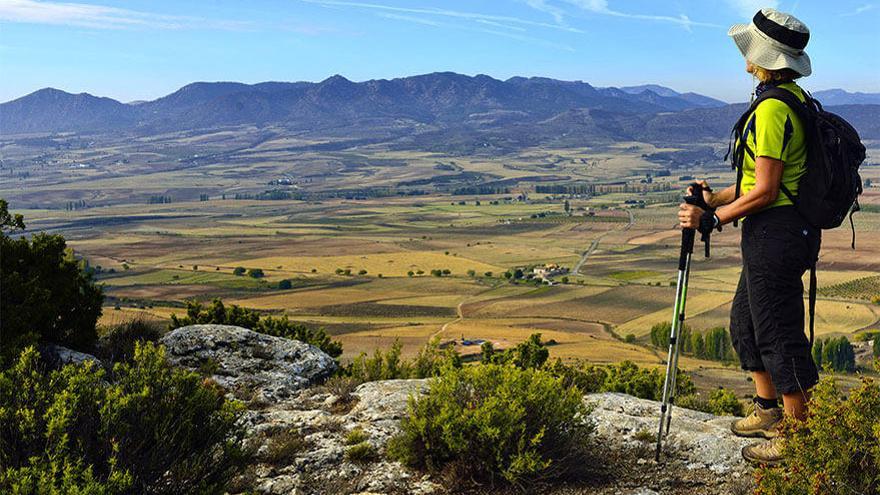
[729,205,820,395]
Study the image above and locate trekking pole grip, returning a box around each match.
[684,182,711,258]
[679,228,695,270]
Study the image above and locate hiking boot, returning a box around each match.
[742,437,786,465]
[730,402,782,438]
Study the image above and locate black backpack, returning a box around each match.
[728,86,867,345]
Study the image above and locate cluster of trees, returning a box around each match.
[812,337,856,372]
[0,200,103,367]
[649,322,734,363]
[232,266,263,278]
[451,186,510,195]
[148,195,172,204]
[65,199,88,210]
[535,184,593,194]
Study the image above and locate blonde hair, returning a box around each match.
[748,61,802,83]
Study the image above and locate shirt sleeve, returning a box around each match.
[753,99,796,162]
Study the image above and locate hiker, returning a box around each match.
[677,8,819,465]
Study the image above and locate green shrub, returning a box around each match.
[345,441,377,462]
[387,363,593,486]
[542,359,694,401]
[755,371,880,494]
[247,268,264,279]
[344,427,369,446]
[677,388,743,416]
[707,388,744,416]
[95,317,162,363]
[233,266,246,276]
[0,201,103,368]
[480,333,549,369]
[277,279,293,290]
[261,428,307,465]
[170,299,342,358]
[346,338,460,383]
[0,344,247,494]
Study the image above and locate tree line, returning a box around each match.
[649,322,734,363]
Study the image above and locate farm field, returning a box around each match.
[8,140,880,396]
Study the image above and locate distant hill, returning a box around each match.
[1,74,877,145]
[0,88,136,134]
[812,89,880,106]
[617,84,727,108]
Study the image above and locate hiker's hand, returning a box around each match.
[678,203,704,229]
[687,180,715,208]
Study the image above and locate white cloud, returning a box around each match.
[725,0,779,18]
[840,3,876,16]
[0,0,250,30]
[563,0,721,29]
[376,11,573,51]
[301,0,584,33]
[522,0,567,25]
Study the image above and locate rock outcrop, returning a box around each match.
[41,343,101,368]
[159,324,337,402]
[157,327,756,494]
[587,392,754,474]
[245,379,439,495]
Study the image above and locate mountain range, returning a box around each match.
[1,73,877,145]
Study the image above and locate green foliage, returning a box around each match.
[170,299,342,358]
[346,338,461,382]
[232,266,246,276]
[814,336,856,372]
[480,333,549,369]
[247,268,264,278]
[277,279,293,290]
[707,388,744,416]
[95,317,162,363]
[541,358,694,402]
[344,427,369,446]
[665,387,744,417]
[387,364,593,486]
[0,344,247,494]
[0,203,103,368]
[624,334,636,343]
[345,442,377,462]
[755,371,880,495]
[599,360,695,401]
[649,322,732,363]
[874,337,880,359]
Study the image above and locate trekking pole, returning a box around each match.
[655,183,708,462]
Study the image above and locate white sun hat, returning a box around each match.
[728,8,812,77]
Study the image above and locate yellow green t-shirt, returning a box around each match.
[736,81,807,210]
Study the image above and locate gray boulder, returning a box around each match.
[41,343,101,368]
[586,392,754,474]
[159,324,337,403]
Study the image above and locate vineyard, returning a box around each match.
[818,275,880,301]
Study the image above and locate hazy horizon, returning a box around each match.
[1,0,878,104]
[4,71,880,106]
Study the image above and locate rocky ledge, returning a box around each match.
[158,325,756,494]
[160,324,337,403]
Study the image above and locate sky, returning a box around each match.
[0,0,878,103]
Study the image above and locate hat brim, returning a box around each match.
[728,23,812,77]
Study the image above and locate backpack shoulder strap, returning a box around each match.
[756,87,816,124]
